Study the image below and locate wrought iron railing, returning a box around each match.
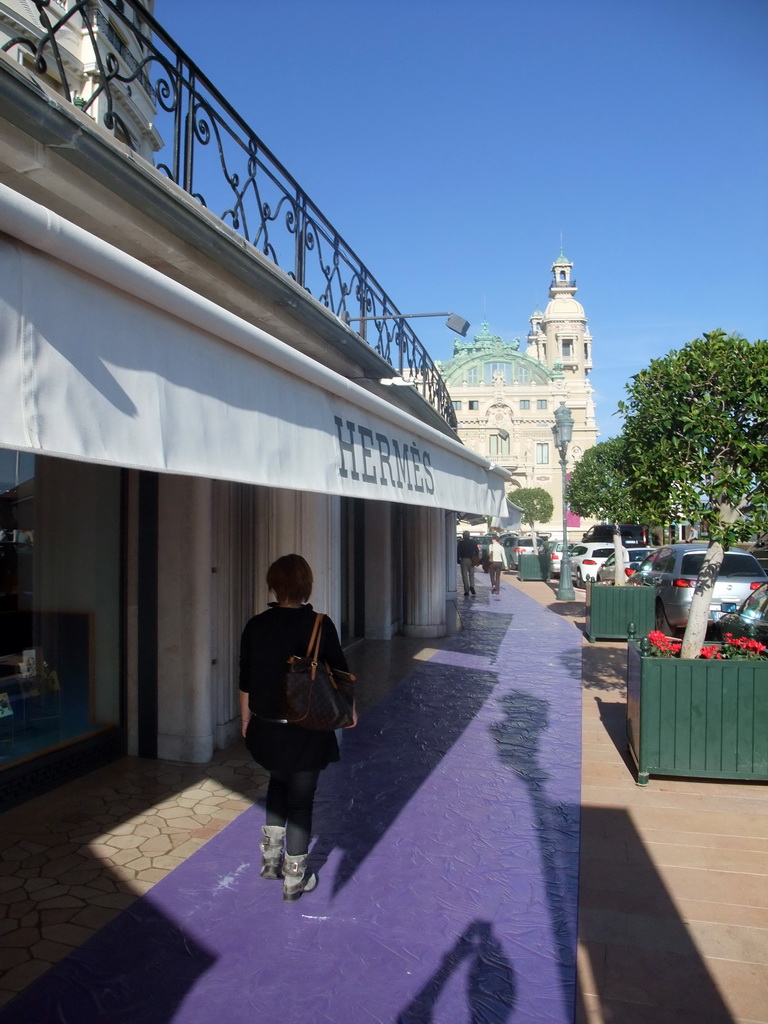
[2,0,457,429]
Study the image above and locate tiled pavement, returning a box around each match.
[0,573,766,1023]
[0,758,269,1000]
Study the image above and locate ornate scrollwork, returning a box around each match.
[2,0,456,430]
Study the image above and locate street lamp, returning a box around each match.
[552,402,576,601]
[341,310,470,337]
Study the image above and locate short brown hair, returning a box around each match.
[266,554,313,604]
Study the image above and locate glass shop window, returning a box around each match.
[0,452,121,770]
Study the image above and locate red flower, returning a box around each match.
[699,646,722,660]
[646,630,683,657]
[644,632,766,661]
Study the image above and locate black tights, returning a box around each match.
[265,769,320,855]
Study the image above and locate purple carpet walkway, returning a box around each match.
[1,580,583,1024]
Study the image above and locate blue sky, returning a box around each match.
[161,0,767,440]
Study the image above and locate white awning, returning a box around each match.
[490,500,524,532]
[0,184,508,515]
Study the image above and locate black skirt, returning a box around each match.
[245,716,340,773]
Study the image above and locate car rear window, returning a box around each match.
[631,548,653,561]
[594,548,613,558]
[680,552,767,577]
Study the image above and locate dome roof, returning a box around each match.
[544,295,585,319]
[553,253,571,266]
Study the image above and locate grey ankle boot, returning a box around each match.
[282,853,317,902]
[260,825,285,879]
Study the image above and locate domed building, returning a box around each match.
[439,253,598,538]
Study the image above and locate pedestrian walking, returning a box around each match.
[457,530,478,596]
[239,553,349,901]
[488,537,506,594]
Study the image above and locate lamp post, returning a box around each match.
[341,310,470,339]
[552,402,576,601]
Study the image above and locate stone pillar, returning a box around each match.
[269,489,341,624]
[444,511,461,635]
[364,501,395,639]
[157,475,214,762]
[402,505,447,638]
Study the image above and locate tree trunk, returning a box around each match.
[680,540,724,659]
[612,523,625,586]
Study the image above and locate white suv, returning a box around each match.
[568,543,616,586]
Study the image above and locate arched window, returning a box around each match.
[485,362,510,384]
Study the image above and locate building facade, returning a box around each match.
[0,1,508,808]
[439,254,599,537]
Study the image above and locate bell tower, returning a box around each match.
[533,252,592,378]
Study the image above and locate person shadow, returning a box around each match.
[488,690,580,1017]
[396,920,516,1024]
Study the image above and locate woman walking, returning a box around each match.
[239,554,349,901]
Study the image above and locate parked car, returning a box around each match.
[581,523,648,548]
[546,539,566,577]
[568,543,616,586]
[630,543,768,634]
[713,581,768,646]
[596,546,657,584]
[505,535,545,570]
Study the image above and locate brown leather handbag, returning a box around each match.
[282,613,357,730]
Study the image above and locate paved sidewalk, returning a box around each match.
[0,571,766,1023]
[0,575,583,1023]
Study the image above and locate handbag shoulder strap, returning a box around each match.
[305,612,324,662]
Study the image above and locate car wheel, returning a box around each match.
[655,601,674,635]
[576,568,584,587]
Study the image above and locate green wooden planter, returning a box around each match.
[518,552,551,581]
[626,641,768,786]
[586,582,656,642]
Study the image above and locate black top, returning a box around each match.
[239,603,349,773]
[457,538,477,560]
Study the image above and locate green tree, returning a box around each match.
[510,487,553,550]
[566,437,648,584]
[618,330,768,657]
